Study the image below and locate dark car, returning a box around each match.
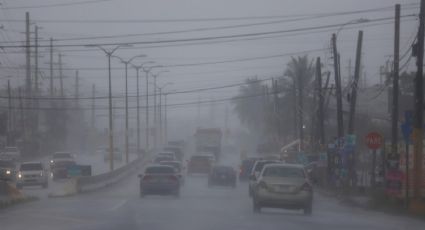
[51,160,77,180]
[239,158,260,181]
[139,165,180,197]
[0,160,16,181]
[187,155,212,174]
[153,155,175,164]
[160,161,185,185]
[208,166,237,188]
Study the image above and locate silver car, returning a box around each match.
[252,163,313,215]
[139,165,180,197]
[16,162,48,189]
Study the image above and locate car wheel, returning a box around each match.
[303,203,312,215]
[253,197,261,213]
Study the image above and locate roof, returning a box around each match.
[263,163,305,169]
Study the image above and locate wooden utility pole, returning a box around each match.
[50,38,54,96]
[25,12,31,97]
[59,53,64,98]
[7,80,12,145]
[34,25,39,134]
[348,31,363,134]
[75,70,79,104]
[392,4,401,160]
[332,34,344,141]
[412,0,425,201]
[316,57,325,146]
[297,71,304,150]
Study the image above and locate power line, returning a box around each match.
[0,15,416,49]
[1,0,112,10]
[0,77,273,101]
[1,3,418,23]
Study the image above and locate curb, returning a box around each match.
[0,196,38,209]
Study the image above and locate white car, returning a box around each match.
[252,163,313,215]
[16,162,48,189]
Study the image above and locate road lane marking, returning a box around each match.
[108,199,128,211]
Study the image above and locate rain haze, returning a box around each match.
[0,0,425,229]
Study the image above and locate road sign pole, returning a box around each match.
[372,149,376,189]
[405,142,409,208]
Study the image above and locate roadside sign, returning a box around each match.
[366,132,383,150]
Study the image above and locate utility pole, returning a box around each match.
[158,88,162,146]
[165,93,168,143]
[412,0,425,201]
[134,66,141,156]
[49,38,54,96]
[332,34,344,141]
[153,75,157,150]
[75,70,79,104]
[316,57,325,147]
[292,80,298,141]
[34,25,39,95]
[25,12,31,98]
[348,31,363,134]
[7,80,12,145]
[298,64,304,150]
[18,88,26,138]
[391,4,401,159]
[91,84,96,154]
[58,53,64,98]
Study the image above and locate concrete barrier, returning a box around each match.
[76,156,145,193]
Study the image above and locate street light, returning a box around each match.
[156,83,173,146]
[141,64,163,152]
[132,61,155,156]
[151,70,169,149]
[86,44,131,171]
[112,54,146,164]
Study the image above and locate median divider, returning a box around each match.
[49,154,150,197]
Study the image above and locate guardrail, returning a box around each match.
[76,155,146,193]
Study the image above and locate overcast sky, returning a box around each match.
[0,0,420,132]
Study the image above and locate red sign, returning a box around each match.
[365,132,383,150]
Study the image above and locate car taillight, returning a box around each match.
[300,183,312,192]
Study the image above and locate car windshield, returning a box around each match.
[54,161,76,167]
[263,166,305,178]
[160,162,181,171]
[145,166,175,174]
[53,153,72,159]
[20,163,43,171]
[0,160,15,168]
[253,161,277,173]
[190,156,210,163]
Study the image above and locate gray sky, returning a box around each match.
[0,0,420,130]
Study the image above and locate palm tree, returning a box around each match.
[284,55,315,150]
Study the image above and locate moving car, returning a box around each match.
[153,155,175,164]
[0,146,21,162]
[139,165,180,197]
[239,157,260,181]
[50,152,74,169]
[252,163,313,215]
[159,161,185,185]
[156,152,176,160]
[187,154,213,174]
[163,146,184,161]
[16,162,48,189]
[248,160,281,197]
[0,159,17,181]
[208,165,237,188]
[51,159,77,180]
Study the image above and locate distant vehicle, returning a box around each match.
[187,154,213,175]
[252,163,313,215]
[139,165,180,197]
[208,165,236,188]
[50,152,74,169]
[239,157,261,181]
[163,146,184,161]
[16,162,48,189]
[156,152,176,160]
[195,128,222,160]
[0,159,17,181]
[103,148,123,162]
[51,160,77,180]
[248,160,281,197]
[153,155,175,164]
[159,161,185,185]
[0,146,21,162]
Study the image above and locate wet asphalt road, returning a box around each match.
[1,153,424,230]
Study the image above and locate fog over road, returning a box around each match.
[1,152,424,230]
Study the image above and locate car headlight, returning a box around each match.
[50,160,54,163]
[40,172,43,177]
[6,170,11,175]
[18,173,22,178]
